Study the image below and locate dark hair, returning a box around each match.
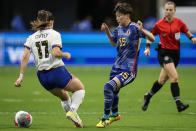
[164,1,176,10]
[113,2,133,15]
[31,10,54,31]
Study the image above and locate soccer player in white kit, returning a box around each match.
[14,10,85,128]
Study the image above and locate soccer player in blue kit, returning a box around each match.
[96,2,155,128]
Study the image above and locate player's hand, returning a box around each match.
[14,77,23,87]
[101,23,109,32]
[137,20,143,31]
[64,52,71,60]
[144,48,150,56]
[192,37,196,44]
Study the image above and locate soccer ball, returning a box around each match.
[14,111,33,128]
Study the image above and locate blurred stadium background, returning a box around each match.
[0,0,196,131]
[0,0,196,66]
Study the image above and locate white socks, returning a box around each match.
[61,98,71,112]
[61,90,85,113]
[70,90,85,113]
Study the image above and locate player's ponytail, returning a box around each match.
[31,10,54,31]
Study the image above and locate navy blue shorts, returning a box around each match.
[37,66,72,90]
[109,67,136,87]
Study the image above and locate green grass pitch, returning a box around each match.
[0,66,196,131]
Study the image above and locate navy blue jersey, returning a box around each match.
[112,22,146,74]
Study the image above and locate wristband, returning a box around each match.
[146,43,151,48]
[19,73,24,79]
[189,36,194,40]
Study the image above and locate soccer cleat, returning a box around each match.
[107,114,121,124]
[142,93,151,111]
[66,111,83,128]
[96,119,109,128]
[177,103,189,112]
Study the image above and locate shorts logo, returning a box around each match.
[162,34,167,37]
[164,56,169,61]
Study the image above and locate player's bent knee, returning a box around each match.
[158,79,166,85]
[66,78,85,92]
[104,83,112,90]
[104,80,118,93]
[74,78,85,90]
[171,76,178,83]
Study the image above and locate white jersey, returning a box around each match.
[24,29,64,71]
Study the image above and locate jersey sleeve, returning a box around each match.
[24,36,32,51]
[179,19,188,33]
[136,26,145,38]
[112,28,118,43]
[51,32,62,49]
[138,30,146,38]
[151,23,159,35]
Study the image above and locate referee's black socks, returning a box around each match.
[170,82,181,104]
[148,80,163,98]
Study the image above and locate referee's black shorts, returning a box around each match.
[158,48,180,67]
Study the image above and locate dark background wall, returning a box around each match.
[0,0,195,31]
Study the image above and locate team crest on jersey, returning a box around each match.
[162,34,167,37]
[126,29,131,36]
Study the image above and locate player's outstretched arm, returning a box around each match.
[14,48,31,87]
[137,20,155,42]
[185,31,196,44]
[52,47,71,60]
[144,39,152,56]
[101,23,116,47]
